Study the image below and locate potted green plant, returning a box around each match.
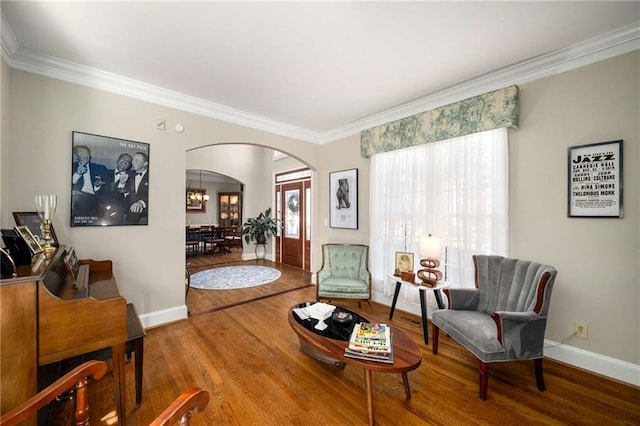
[242,207,280,244]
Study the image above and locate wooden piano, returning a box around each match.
[0,246,129,425]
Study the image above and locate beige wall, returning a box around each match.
[312,133,370,264]
[1,70,320,322]
[1,51,638,374]
[1,59,9,216]
[511,51,639,363]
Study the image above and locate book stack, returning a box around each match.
[345,322,393,363]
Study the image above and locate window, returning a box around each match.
[369,128,508,301]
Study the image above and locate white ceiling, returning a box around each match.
[2,2,639,143]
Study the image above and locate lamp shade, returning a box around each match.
[419,234,442,258]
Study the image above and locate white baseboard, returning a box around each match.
[544,339,640,387]
[241,252,274,262]
[139,305,187,329]
[373,291,639,387]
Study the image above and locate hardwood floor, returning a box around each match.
[185,249,313,315]
[60,251,639,425]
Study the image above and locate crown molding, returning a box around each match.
[1,13,638,144]
[1,12,18,61]
[2,45,322,144]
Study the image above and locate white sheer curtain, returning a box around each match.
[369,128,509,305]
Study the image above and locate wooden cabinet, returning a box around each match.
[218,192,242,227]
[1,278,38,425]
[0,247,129,424]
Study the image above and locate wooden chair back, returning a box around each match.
[0,361,209,426]
[0,360,107,426]
[149,387,210,425]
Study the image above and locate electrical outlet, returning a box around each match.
[574,321,588,339]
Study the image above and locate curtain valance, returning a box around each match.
[360,85,519,158]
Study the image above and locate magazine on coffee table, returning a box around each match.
[345,322,394,363]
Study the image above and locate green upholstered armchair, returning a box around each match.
[431,255,557,400]
[316,244,372,312]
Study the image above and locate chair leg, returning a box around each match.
[534,358,545,391]
[479,361,489,400]
[432,324,439,354]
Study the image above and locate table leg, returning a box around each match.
[134,337,144,405]
[364,369,374,426]
[401,372,411,399]
[389,281,402,320]
[111,342,126,424]
[419,290,428,344]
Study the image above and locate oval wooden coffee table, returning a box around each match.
[288,303,422,426]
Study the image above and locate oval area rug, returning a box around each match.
[190,265,281,290]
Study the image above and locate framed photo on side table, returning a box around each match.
[394,252,414,276]
[568,140,623,218]
[329,168,358,229]
[13,211,59,247]
[14,225,43,255]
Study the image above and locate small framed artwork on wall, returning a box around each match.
[568,140,623,218]
[329,168,358,229]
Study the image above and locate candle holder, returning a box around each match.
[41,219,56,254]
[35,194,57,255]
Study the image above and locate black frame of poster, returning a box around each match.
[567,140,623,218]
[71,131,150,226]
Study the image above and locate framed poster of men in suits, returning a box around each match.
[71,131,150,226]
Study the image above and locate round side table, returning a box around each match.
[387,274,451,344]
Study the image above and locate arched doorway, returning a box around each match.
[186,144,314,268]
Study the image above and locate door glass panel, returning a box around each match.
[276,190,281,237]
[305,187,311,241]
[285,189,300,239]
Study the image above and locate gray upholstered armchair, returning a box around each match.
[431,255,557,400]
[316,244,371,312]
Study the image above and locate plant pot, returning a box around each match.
[256,234,267,244]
